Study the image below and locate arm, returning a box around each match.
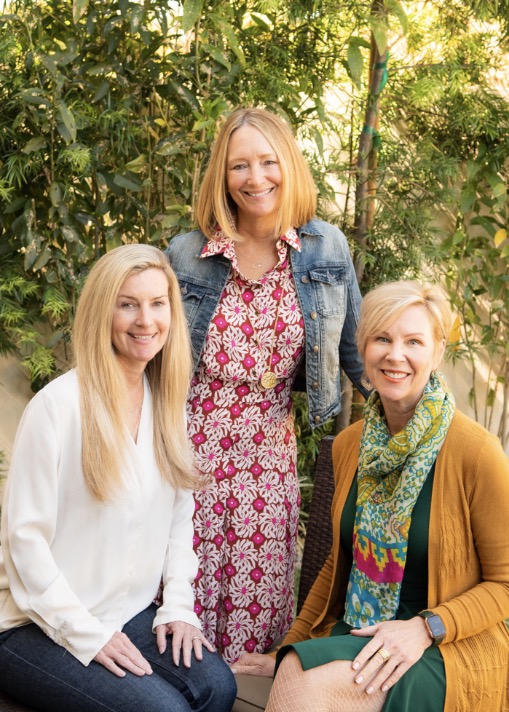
[338,244,369,398]
[152,487,209,667]
[2,390,116,665]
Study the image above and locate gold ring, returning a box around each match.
[191,635,201,641]
[377,647,390,664]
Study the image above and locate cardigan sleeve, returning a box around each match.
[2,390,115,665]
[431,426,509,643]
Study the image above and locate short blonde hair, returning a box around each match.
[73,244,196,501]
[195,107,317,240]
[356,280,453,360]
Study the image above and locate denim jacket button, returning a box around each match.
[314,415,321,423]
[180,286,187,295]
[312,381,319,390]
[301,275,309,283]
[313,344,319,353]
[310,311,317,320]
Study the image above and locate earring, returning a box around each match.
[361,373,373,391]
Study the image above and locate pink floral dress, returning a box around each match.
[188,229,305,663]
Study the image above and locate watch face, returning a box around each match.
[427,614,446,638]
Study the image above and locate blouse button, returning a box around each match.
[301,276,309,283]
[310,311,317,320]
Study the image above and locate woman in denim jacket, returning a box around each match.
[165,107,367,664]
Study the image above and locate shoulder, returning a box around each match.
[332,419,363,463]
[443,410,507,466]
[17,370,80,436]
[165,230,206,258]
[297,219,351,260]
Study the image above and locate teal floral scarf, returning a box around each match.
[343,371,455,628]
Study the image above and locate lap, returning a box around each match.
[0,606,236,712]
[278,633,446,712]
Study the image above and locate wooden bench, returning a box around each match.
[0,436,336,712]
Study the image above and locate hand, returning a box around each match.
[155,621,215,668]
[94,631,153,678]
[231,652,276,677]
[349,617,433,694]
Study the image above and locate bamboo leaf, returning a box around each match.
[57,101,77,143]
[182,0,204,33]
[21,137,46,154]
[494,228,507,247]
[369,16,388,55]
[72,0,89,24]
[347,40,364,89]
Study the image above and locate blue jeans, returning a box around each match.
[0,605,237,712]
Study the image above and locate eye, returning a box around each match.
[408,338,422,345]
[120,301,135,309]
[153,299,168,307]
[264,159,278,165]
[230,163,247,171]
[375,336,390,343]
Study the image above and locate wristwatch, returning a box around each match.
[418,610,446,645]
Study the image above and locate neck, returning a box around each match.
[236,215,278,243]
[381,402,415,436]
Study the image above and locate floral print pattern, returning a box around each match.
[188,229,304,662]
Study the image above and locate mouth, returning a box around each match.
[129,334,156,342]
[243,187,274,198]
[382,370,409,381]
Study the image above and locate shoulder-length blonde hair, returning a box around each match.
[356,280,453,363]
[73,244,197,501]
[195,107,317,240]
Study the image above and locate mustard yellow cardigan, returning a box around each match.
[281,410,509,711]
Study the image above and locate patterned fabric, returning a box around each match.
[344,371,455,628]
[188,228,305,663]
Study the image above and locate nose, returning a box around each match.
[386,341,404,362]
[246,164,263,185]
[135,305,153,326]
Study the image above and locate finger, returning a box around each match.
[378,662,410,693]
[156,625,168,654]
[352,642,382,672]
[353,647,389,683]
[171,629,184,667]
[95,652,127,678]
[192,636,204,662]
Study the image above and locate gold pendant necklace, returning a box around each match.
[233,272,285,389]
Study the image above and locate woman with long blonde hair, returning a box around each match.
[0,244,236,712]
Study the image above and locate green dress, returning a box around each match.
[276,465,446,711]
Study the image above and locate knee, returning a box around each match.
[196,652,237,711]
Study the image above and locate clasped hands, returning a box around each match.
[232,616,433,695]
[94,621,214,678]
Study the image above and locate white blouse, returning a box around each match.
[0,369,200,665]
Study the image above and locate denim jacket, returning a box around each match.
[165,218,366,428]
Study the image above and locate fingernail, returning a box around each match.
[367,686,374,695]
[352,661,360,670]
[382,685,388,692]
[355,675,363,684]
[231,668,237,675]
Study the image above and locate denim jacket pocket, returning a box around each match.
[309,266,347,316]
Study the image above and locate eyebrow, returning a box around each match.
[117,293,168,300]
[227,152,278,164]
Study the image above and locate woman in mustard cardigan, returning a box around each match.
[233,280,509,712]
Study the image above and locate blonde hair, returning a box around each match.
[356,280,453,361]
[73,244,197,501]
[195,107,317,240]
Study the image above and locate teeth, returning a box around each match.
[384,371,407,379]
[132,335,154,341]
[246,188,272,197]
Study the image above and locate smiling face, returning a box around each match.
[111,268,171,376]
[226,124,282,232]
[364,304,445,430]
